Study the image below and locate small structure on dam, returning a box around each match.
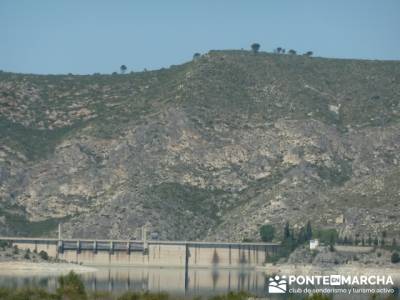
[0,236,279,268]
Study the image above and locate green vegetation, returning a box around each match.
[147,183,220,216]
[1,50,400,240]
[120,65,127,74]
[0,117,78,160]
[193,53,201,60]
[0,286,58,300]
[1,51,400,162]
[391,252,400,264]
[0,272,254,300]
[208,292,251,300]
[304,294,331,300]
[57,271,87,300]
[24,249,31,259]
[259,224,275,242]
[314,157,352,185]
[313,228,338,245]
[39,250,49,261]
[0,62,190,159]
[268,221,315,262]
[0,240,11,250]
[145,182,224,238]
[250,43,260,53]
[0,206,69,236]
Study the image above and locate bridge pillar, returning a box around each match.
[264,246,268,263]
[126,241,130,254]
[57,240,64,254]
[93,240,97,254]
[109,241,114,254]
[76,240,81,254]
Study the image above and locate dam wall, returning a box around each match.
[6,238,279,268]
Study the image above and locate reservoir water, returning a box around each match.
[0,267,267,296]
[0,267,398,299]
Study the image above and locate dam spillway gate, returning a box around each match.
[1,237,280,268]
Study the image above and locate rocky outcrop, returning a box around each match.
[0,51,399,241]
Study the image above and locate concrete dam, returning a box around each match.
[2,237,280,268]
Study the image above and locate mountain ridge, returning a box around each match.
[1,50,399,241]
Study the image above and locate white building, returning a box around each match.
[310,239,319,250]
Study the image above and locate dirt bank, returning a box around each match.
[0,261,97,276]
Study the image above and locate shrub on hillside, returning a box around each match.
[251,43,260,53]
[313,228,338,245]
[24,249,31,260]
[209,291,251,300]
[391,252,400,264]
[39,250,49,260]
[57,271,87,300]
[259,224,275,242]
[304,293,331,300]
[0,240,10,249]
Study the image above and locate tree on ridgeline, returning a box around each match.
[120,64,127,74]
[288,49,297,55]
[193,53,201,60]
[251,43,261,54]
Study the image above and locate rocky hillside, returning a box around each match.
[1,50,400,241]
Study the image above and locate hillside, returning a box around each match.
[1,50,400,241]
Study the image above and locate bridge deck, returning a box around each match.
[0,236,279,247]
[3,236,280,267]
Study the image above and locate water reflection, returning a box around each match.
[0,267,267,296]
[0,267,399,300]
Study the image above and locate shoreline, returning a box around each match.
[0,261,97,276]
[2,260,399,278]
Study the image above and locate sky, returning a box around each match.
[0,0,399,74]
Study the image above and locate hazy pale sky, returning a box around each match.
[1,0,399,74]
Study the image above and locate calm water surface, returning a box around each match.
[0,267,398,300]
[0,267,266,296]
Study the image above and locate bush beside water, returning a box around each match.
[0,275,252,300]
